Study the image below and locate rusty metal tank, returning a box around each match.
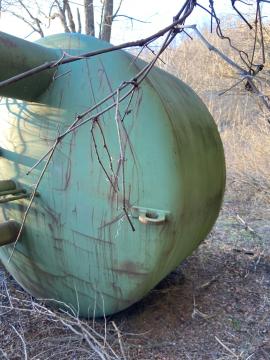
[0,31,225,317]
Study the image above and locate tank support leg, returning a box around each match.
[0,220,21,246]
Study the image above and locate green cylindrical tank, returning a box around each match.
[0,31,225,317]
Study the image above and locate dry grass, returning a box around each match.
[0,268,130,359]
[159,21,270,207]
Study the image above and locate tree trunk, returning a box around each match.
[55,0,70,33]
[64,0,76,32]
[84,0,95,36]
[100,0,113,42]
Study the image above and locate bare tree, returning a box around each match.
[0,0,269,118]
[0,0,45,37]
[0,0,122,41]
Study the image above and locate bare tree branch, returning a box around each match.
[113,14,150,24]
[76,7,81,33]
[54,0,71,32]
[7,10,44,37]
[64,0,76,32]
[7,0,45,37]
[0,13,196,90]
[112,0,123,20]
[187,25,270,122]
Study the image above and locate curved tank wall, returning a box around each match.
[0,33,225,317]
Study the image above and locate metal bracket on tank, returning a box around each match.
[0,180,37,203]
[0,180,29,246]
[131,206,170,225]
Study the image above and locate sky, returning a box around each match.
[112,0,228,42]
[0,0,269,44]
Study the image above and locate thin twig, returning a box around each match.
[114,88,135,232]
[112,321,126,360]
[11,325,28,360]
[8,139,59,261]
[91,119,118,192]
[215,336,239,359]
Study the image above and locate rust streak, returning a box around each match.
[99,211,126,229]
[72,229,113,244]
[110,268,148,276]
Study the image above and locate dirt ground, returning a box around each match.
[0,180,269,360]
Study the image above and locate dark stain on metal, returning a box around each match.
[63,141,72,191]
[72,228,113,245]
[0,37,17,48]
[111,261,148,277]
